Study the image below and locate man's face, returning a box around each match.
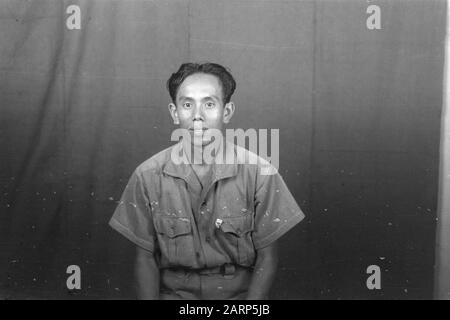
[169,73,234,146]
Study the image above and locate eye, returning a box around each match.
[183,102,192,109]
[205,102,215,109]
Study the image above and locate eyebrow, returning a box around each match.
[177,95,221,102]
[207,95,221,101]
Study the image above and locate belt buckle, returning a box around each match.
[221,264,236,279]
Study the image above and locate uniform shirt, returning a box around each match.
[109,140,305,269]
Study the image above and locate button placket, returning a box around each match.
[198,200,208,217]
[169,223,175,237]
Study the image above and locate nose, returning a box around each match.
[193,104,204,121]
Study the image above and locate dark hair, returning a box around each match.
[167,62,236,104]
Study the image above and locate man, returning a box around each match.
[109,62,305,299]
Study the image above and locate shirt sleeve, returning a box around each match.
[252,170,305,250]
[109,170,156,253]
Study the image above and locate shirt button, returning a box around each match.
[196,252,201,258]
[205,236,211,242]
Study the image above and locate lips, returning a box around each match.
[189,123,207,130]
[188,125,208,132]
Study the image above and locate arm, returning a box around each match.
[135,246,160,299]
[246,242,278,300]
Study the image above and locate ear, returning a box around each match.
[222,102,235,124]
[168,103,179,125]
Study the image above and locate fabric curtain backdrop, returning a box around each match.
[0,0,446,299]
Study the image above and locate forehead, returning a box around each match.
[177,73,223,100]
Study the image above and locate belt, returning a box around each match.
[166,263,237,276]
[197,263,236,276]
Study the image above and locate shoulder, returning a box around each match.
[231,142,278,177]
[134,144,176,177]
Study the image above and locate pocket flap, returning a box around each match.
[219,215,253,236]
[155,216,191,238]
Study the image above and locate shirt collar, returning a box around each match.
[163,139,238,181]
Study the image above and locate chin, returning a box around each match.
[190,139,212,147]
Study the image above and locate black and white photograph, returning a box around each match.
[0,0,449,303]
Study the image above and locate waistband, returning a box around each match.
[164,263,248,276]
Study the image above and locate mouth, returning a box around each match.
[188,127,208,133]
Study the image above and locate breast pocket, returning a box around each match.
[154,215,195,267]
[216,215,255,266]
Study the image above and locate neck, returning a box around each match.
[181,137,223,166]
[191,144,206,166]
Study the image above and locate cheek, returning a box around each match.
[205,109,222,121]
[177,109,193,120]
